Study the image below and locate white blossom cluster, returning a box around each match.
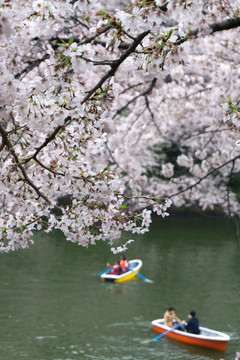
[0,0,240,252]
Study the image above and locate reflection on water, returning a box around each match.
[0,216,239,360]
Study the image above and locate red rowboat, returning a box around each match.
[152,318,230,352]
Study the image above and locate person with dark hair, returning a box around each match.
[184,310,201,334]
[119,255,130,273]
[163,307,183,328]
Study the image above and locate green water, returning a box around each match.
[0,216,239,360]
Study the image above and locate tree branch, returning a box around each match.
[24,116,72,163]
[113,78,157,118]
[190,16,240,37]
[14,54,50,79]
[81,30,151,104]
[0,123,52,205]
[170,154,240,198]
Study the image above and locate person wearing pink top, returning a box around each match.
[106,261,120,275]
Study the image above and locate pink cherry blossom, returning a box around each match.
[0,0,240,252]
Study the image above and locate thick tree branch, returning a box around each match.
[0,123,52,205]
[190,16,240,37]
[81,30,150,103]
[210,16,240,33]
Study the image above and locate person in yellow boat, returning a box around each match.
[119,255,130,273]
[106,261,121,275]
[164,307,184,328]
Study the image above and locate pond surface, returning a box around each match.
[0,215,239,360]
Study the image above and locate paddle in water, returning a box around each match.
[131,269,153,283]
[98,268,110,276]
[141,322,182,344]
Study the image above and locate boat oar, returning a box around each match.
[141,322,182,344]
[98,268,110,276]
[129,268,153,283]
[134,271,153,283]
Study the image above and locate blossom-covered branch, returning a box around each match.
[0,0,240,253]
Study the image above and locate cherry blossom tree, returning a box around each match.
[0,0,240,252]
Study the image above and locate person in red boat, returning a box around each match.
[106,261,120,275]
[164,307,182,327]
[164,307,185,330]
[119,255,130,273]
[184,310,201,334]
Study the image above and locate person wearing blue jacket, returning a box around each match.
[184,310,201,334]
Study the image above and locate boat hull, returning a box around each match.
[100,259,142,283]
[152,319,230,352]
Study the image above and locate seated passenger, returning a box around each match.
[119,255,130,273]
[106,261,120,275]
[163,307,184,329]
[184,310,201,334]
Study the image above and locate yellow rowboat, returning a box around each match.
[100,259,142,283]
